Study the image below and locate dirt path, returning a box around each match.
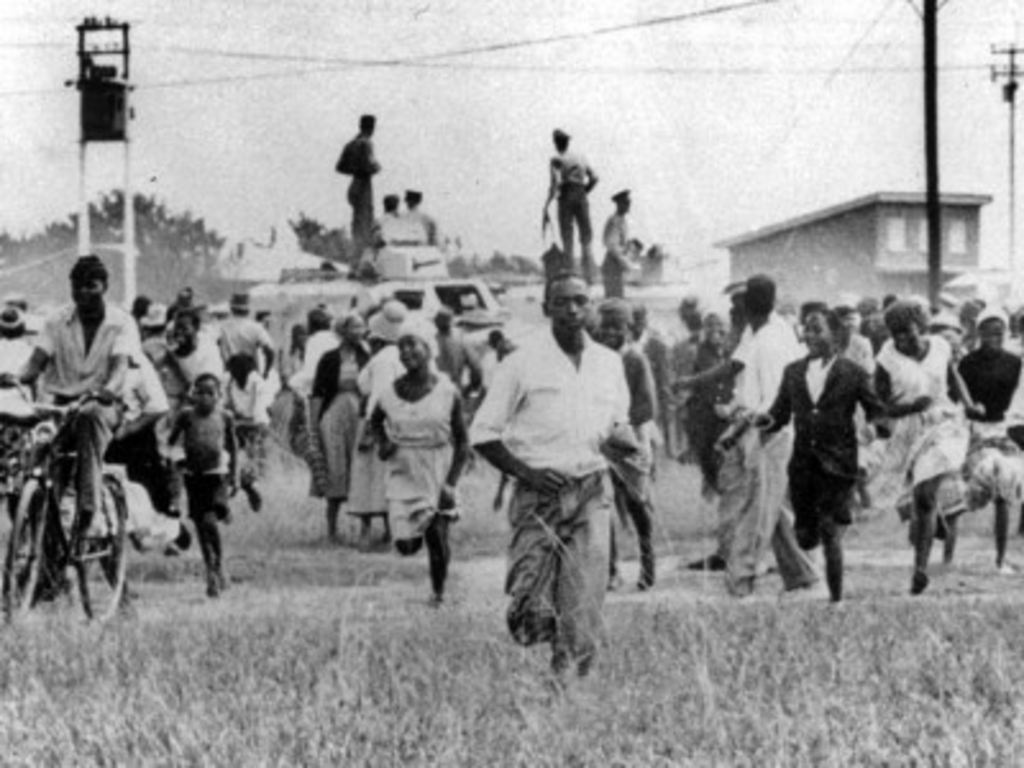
[126,538,1024,629]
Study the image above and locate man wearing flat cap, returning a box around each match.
[602,190,632,299]
[404,190,439,247]
[336,114,382,261]
[4,254,141,534]
[543,129,599,285]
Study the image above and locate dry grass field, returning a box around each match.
[3,451,1024,765]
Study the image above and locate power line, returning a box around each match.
[0,59,993,100]
[392,0,781,63]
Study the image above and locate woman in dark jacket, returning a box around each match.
[311,314,370,541]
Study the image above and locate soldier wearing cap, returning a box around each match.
[602,190,632,299]
[404,190,439,246]
[543,129,599,284]
[336,114,382,261]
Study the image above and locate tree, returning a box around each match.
[91,191,226,300]
[0,191,229,303]
[288,213,356,265]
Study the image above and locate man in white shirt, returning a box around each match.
[676,275,819,598]
[472,273,630,680]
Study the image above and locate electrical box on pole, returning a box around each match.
[75,18,131,142]
[69,17,137,305]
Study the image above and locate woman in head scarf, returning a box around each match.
[310,314,369,541]
[368,325,469,605]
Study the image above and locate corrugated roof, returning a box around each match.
[715,192,992,250]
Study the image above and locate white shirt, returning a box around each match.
[173,335,225,388]
[123,355,170,423]
[732,312,803,412]
[358,344,405,414]
[805,356,836,406]
[470,330,630,477]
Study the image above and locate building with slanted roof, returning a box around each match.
[715,192,992,301]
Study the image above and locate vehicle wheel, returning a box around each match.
[3,479,47,622]
[75,476,129,622]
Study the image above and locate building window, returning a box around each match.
[886,215,907,252]
[948,217,967,255]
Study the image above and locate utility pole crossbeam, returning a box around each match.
[69,17,136,305]
[993,45,1022,295]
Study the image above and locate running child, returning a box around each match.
[169,373,239,598]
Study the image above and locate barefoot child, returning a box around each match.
[169,373,239,598]
[754,307,884,602]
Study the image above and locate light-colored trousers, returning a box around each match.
[505,471,611,666]
[719,429,818,592]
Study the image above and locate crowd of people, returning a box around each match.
[7,250,1024,685]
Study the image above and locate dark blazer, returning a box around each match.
[311,342,370,415]
[766,355,884,480]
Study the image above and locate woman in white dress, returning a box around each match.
[871,300,972,595]
[369,328,469,605]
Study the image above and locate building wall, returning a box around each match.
[728,207,880,303]
[728,203,982,303]
[873,203,980,272]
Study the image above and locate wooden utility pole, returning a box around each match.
[924,0,941,309]
[993,45,1022,292]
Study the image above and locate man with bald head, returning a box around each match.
[472,272,629,682]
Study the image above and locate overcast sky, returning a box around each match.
[0,0,1020,279]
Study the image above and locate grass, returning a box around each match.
[2,451,1024,764]
[2,600,1024,765]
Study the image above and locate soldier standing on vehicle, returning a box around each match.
[336,114,382,261]
[543,129,599,285]
[404,190,439,246]
[602,190,632,299]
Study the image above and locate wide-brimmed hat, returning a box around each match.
[210,302,231,319]
[368,300,408,343]
[230,293,250,312]
[611,189,631,205]
[140,302,168,330]
[0,306,24,332]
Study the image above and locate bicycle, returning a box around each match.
[2,393,129,623]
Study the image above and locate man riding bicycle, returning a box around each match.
[1,255,140,532]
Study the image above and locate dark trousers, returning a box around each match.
[184,474,229,580]
[395,515,451,598]
[609,475,655,589]
[557,185,595,284]
[105,424,176,514]
[788,457,853,602]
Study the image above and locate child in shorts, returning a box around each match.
[169,373,238,598]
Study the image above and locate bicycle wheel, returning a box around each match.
[3,479,47,622]
[74,476,129,622]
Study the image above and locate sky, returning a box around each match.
[0,0,1021,286]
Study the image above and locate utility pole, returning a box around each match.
[993,45,1022,293]
[69,17,136,305]
[924,0,942,309]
